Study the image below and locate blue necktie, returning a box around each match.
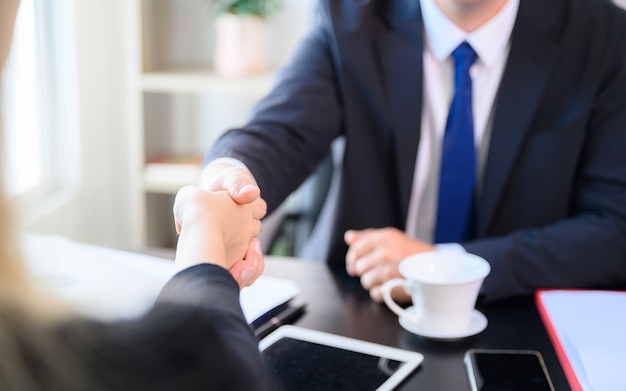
[434,42,478,243]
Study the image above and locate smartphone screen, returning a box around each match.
[464,349,555,391]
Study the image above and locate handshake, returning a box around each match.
[172,160,267,289]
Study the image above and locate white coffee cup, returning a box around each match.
[381,251,490,334]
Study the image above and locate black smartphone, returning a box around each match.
[464,349,555,391]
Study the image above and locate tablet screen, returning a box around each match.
[260,326,423,391]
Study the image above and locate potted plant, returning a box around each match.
[211,0,282,16]
[209,0,283,76]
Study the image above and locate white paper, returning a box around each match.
[240,276,301,323]
[20,233,300,323]
[539,290,626,391]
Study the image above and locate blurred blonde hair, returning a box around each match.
[0,0,67,322]
[0,4,86,384]
[0,89,81,390]
[0,133,63,319]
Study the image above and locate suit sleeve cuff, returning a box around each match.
[156,263,241,314]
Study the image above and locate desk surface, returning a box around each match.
[263,258,569,391]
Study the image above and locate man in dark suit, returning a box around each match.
[199,0,626,303]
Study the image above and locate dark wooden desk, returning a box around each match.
[264,258,569,390]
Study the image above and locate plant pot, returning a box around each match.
[213,13,266,76]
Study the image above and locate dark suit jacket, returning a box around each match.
[14,265,268,390]
[206,0,626,301]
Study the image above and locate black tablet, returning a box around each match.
[259,325,423,391]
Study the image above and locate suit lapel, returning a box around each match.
[377,0,424,225]
[477,1,560,236]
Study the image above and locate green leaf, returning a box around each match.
[209,0,282,17]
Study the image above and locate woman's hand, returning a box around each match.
[172,186,266,276]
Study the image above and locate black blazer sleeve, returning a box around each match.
[204,4,345,213]
[56,264,268,391]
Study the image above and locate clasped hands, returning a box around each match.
[195,161,435,301]
[344,228,435,302]
[173,164,267,288]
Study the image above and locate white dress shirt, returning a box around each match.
[405,0,519,244]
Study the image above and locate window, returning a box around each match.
[2,0,79,222]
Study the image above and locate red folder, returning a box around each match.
[535,289,584,391]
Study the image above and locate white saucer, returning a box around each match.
[398,307,488,341]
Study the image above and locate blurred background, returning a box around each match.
[3,0,317,253]
[4,0,626,255]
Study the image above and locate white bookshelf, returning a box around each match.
[134,0,313,248]
[142,69,276,95]
[139,70,276,197]
[142,162,202,194]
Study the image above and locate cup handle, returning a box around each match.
[380,278,421,325]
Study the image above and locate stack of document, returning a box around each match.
[536,289,626,391]
[20,233,300,324]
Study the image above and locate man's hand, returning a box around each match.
[229,238,265,288]
[197,160,262,206]
[344,227,435,302]
[193,160,268,288]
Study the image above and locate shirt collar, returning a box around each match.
[420,0,519,67]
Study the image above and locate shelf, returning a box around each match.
[135,1,314,247]
[142,69,277,95]
[142,162,201,194]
